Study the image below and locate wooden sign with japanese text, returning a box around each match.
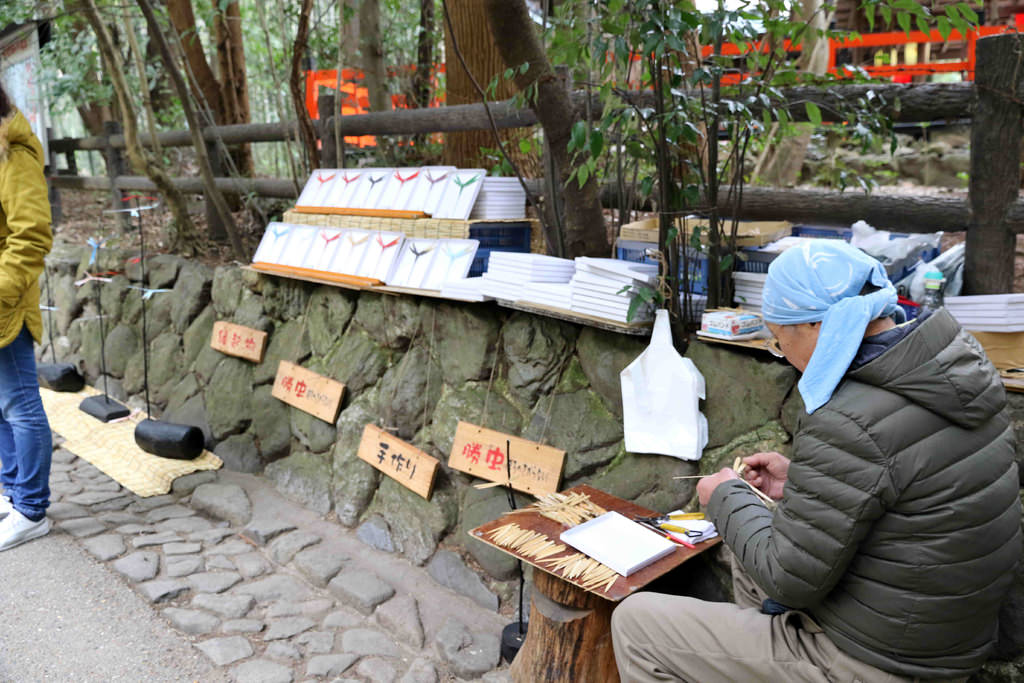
[271,361,345,423]
[449,421,565,495]
[357,424,439,499]
[210,321,267,363]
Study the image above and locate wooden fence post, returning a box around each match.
[46,127,62,227]
[205,133,228,241]
[966,34,1022,295]
[103,120,129,230]
[318,93,337,169]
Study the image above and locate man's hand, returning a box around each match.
[697,468,740,507]
[742,451,791,500]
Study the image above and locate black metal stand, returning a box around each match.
[128,199,204,460]
[79,240,129,422]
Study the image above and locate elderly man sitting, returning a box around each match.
[612,241,1021,682]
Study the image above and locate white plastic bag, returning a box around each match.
[620,309,708,460]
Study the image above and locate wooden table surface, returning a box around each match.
[470,484,720,602]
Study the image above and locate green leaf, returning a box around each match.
[959,3,979,24]
[897,11,911,36]
[569,120,586,153]
[804,101,822,126]
[578,164,590,188]
[719,253,734,272]
[626,295,644,323]
[666,226,679,246]
[865,3,876,31]
[915,14,931,36]
[590,130,604,158]
[937,16,952,41]
[504,68,515,80]
[519,139,531,154]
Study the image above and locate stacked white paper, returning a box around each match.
[732,271,767,311]
[946,294,1024,332]
[481,253,575,302]
[469,177,527,220]
[519,282,573,309]
[440,277,487,302]
[570,258,659,323]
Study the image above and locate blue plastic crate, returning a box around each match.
[615,239,709,295]
[467,222,533,276]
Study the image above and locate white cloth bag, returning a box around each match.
[620,309,708,460]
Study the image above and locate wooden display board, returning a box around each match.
[449,421,565,495]
[357,424,439,499]
[271,361,345,423]
[210,321,268,363]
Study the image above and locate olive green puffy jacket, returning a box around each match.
[708,309,1022,679]
[0,110,52,348]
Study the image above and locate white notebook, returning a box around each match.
[559,511,675,577]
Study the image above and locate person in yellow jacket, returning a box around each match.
[0,85,54,550]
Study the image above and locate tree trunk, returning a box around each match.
[214,1,253,175]
[359,0,389,113]
[444,0,532,171]
[165,0,224,120]
[482,0,607,257]
[289,0,320,169]
[77,0,199,252]
[508,569,619,683]
[136,0,244,258]
[758,0,831,186]
[413,0,435,109]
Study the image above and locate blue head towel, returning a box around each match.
[761,240,901,414]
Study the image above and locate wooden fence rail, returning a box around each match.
[45,47,1019,293]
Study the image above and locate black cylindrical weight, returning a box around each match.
[134,419,205,460]
[37,363,85,393]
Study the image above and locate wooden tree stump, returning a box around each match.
[510,569,619,683]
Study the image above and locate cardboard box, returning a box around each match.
[970,331,1024,371]
[700,311,764,338]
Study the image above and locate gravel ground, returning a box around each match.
[0,531,225,683]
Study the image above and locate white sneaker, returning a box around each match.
[0,508,50,551]
[0,496,11,519]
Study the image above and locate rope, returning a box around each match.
[136,200,152,418]
[421,306,438,435]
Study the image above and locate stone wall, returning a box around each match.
[41,242,1024,681]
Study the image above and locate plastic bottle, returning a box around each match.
[918,269,946,317]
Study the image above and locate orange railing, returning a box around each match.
[701,22,1018,83]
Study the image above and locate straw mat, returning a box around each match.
[41,385,222,497]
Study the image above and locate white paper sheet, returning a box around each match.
[252,222,294,265]
[331,230,372,275]
[408,166,457,215]
[357,232,405,281]
[560,511,675,577]
[423,239,480,290]
[296,169,342,208]
[348,168,394,209]
[323,170,368,208]
[388,239,440,289]
[377,168,426,211]
[305,228,347,272]
[433,169,486,220]
[278,225,319,268]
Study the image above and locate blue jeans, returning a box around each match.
[0,326,51,520]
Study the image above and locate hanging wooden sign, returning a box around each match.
[357,424,439,499]
[448,421,565,496]
[271,361,345,423]
[210,321,268,363]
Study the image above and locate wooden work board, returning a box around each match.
[470,484,720,602]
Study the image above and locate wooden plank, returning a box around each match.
[502,301,653,336]
[210,321,267,362]
[271,361,345,423]
[293,207,428,219]
[449,421,566,495]
[469,484,720,602]
[244,264,377,291]
[357,424,439,499]
[1002,372,1024,394]
[694,332,783,358]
